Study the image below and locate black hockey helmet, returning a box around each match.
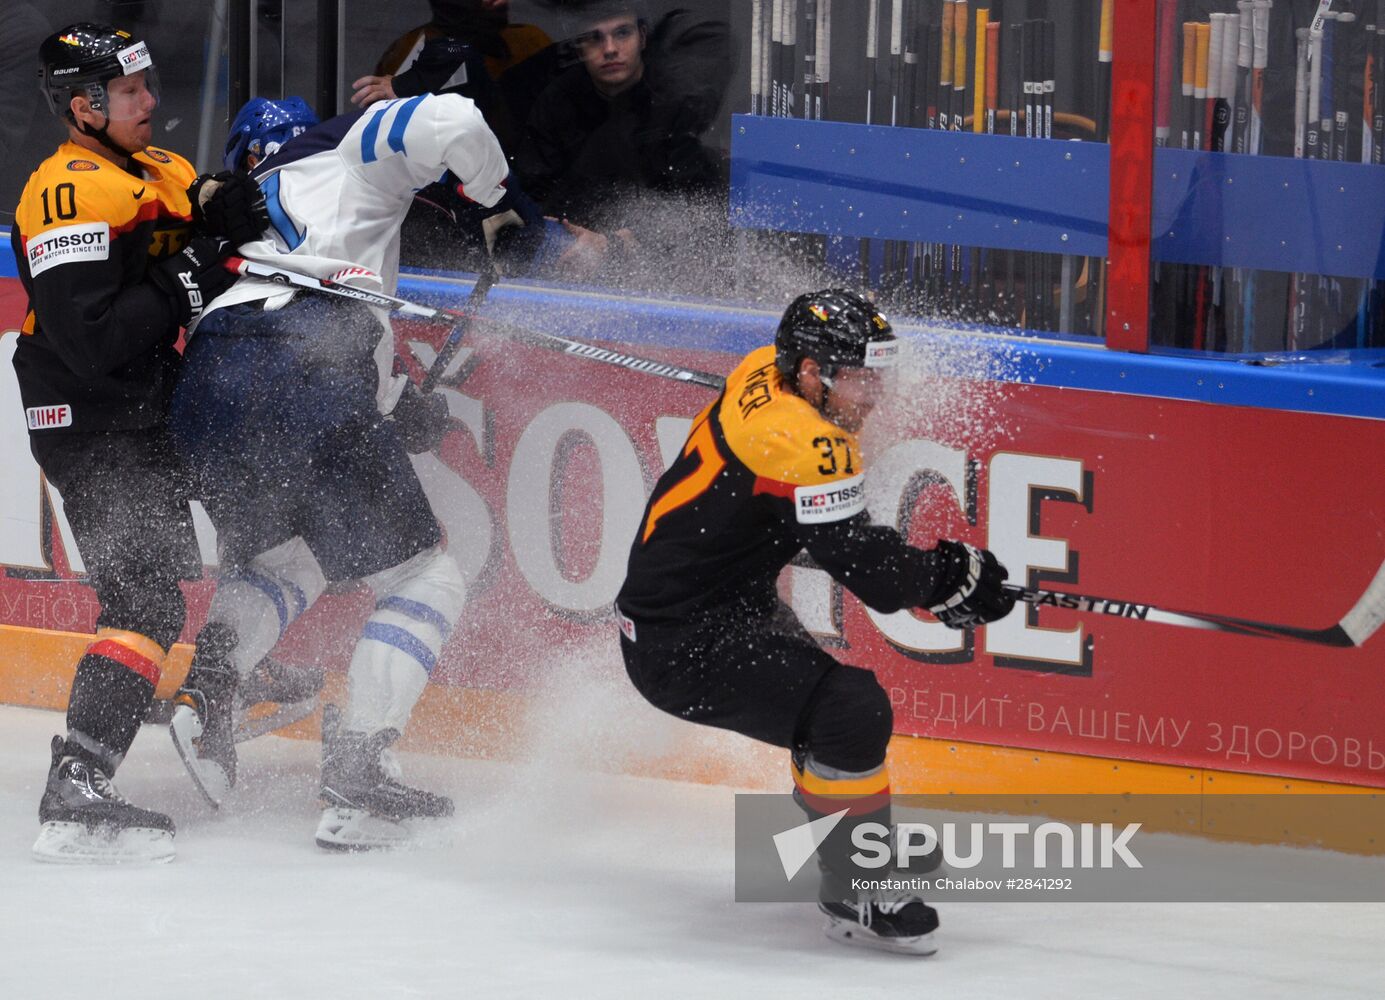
[774,288,901,384]
[39,23,157,122]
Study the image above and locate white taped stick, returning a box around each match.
[819,0,832,85]
[1207,14,1226,102]
[1220,13,1240,115]
[1310,0,1335,37]
[1341,558,1385,646]
[1294,28,1309,157]
[1253,1,1271,69]
[751,0,764,114]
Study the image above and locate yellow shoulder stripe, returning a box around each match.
[15,150,142,234]
[718,346,863,488]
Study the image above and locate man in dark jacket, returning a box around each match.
[516,2,732,279]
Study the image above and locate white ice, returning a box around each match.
[2,702,1382,1000]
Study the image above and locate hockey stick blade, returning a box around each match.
[233,697,321,744]
[1004,557,1385,648]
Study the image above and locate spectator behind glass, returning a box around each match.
[351,0,556,156]
[517,2,733,281]
[354,0,558,271]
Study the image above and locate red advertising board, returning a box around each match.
[2,276,1383,788]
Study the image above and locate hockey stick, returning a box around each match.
[420,262,496,393]
[951,1,968,310]
[221,255,496,395]
[751,0,764,115]
[221,257,728,390]
[1003,556,1385,648]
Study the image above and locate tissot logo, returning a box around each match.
[793,475,866,524]
[117,42,151,72]
[26,224,110,277]
[864,340,901,367]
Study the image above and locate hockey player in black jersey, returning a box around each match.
[616,289,1015,954]
[13,23,266,863]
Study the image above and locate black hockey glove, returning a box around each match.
[390,381,451,454]
[451,174,546,276]
[150,237,235,328]
[924,540,1016,629]
[189,171,270,246]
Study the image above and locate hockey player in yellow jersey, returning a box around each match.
[616,289,1015,955]
[13,23,266,863]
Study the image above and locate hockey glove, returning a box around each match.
[924,540,1016,629]
[390,382,451,454]
[189,171,270,246]
[150,237,235,328]
[457,175,546,276]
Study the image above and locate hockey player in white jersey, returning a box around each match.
[167,93,539,848]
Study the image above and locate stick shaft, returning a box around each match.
[1005,558,1385,649]
[223,258,727,390]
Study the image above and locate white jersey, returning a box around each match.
[193,92,509,405]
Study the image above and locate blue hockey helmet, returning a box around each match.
[223,96,318,172]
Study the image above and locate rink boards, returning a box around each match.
[1,246,1384,801]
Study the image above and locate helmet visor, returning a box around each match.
[101,66,160,121]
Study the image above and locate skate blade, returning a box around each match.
[822,914,938,957]
[169,705,231,809]
[233,697,319,744]
[314,807,415,852]
[32,821,175,865]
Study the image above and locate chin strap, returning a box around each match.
[73,115,140,166]
[817,365,837,412]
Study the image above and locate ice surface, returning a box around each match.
[2,703,1382,999]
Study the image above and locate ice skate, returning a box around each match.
[817,866,939,956]
[32,737,175,865]
[233,656,325,744]
[170,626,239,808]
[315,705,453,851]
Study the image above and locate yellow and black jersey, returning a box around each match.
[10,141,196,435]
[617,345,949,626]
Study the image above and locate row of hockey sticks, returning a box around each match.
[1156,1,1285,352]
[749,2,834,269]
[1154,3,1269,352]
[750,0,834,120]
[872,3,1071,331]
[1154,0,1381,353]
[228,256,1385,651]
[1291,0,1384,350]
[748,1,1114,335]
